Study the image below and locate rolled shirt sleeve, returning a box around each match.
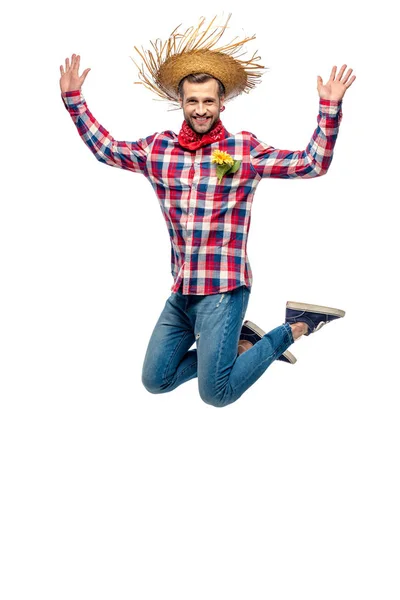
[61,90,157,174]
[250,99,343,179]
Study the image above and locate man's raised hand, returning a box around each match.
[59,54,91,94]
[317,64,356,102]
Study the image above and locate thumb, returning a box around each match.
[81,68,91,83]
[316,75,322,90]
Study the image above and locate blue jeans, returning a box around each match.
[141,285,294,408]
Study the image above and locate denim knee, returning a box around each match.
[141,369,168,394]
[199,386,235,408]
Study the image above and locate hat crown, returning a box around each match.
[131,14,265,106]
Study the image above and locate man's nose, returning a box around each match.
[195,103,207,115]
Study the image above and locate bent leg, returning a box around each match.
[141,293,197,394]
[196,287,294,407]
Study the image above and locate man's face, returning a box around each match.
[179,79,225,135]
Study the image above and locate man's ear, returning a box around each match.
[178,95,183,108]
[220,97,226,112]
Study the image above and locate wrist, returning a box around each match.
[62,89,81,96]
[61,89,84,111]
[319,97,342,118]
[319,96,342,105]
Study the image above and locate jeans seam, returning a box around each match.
[178,359,198,380]
[230,324,293,399]
[212,293,234,404]
[241,286,249,320]
[162,331,193,386]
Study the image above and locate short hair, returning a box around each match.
[178,73,225,99]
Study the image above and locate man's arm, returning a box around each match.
[60,54,156,174]
[250,64,355,179]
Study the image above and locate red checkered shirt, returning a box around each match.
[62,90,342,295]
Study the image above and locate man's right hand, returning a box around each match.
[59,53,90,93]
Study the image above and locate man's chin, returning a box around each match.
[190,119,213,135]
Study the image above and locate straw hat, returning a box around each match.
[131,14,265,106]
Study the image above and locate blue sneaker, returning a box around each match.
[285,301,345,335]
[239,320,297,364]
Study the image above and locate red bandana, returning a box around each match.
[178,119,229,151]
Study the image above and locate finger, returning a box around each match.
[60,65,64,75]
[342,68,353,84]
[336,64,347,80]
[329,65,337,81]
[65,57,70,71]
[345,75,356,88]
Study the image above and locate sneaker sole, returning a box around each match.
[279,350,297,364]
[243,320,266,337]
[286,301,345,318]
[243,321,297,364]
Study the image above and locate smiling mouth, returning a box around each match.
[194,117,210,124]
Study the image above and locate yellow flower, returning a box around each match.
[211,149,234,166]
[211,149,242,183]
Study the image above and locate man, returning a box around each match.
[60,17,355,408]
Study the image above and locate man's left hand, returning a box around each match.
[317,64,356,101]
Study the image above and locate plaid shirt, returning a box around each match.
[62,90,342,295]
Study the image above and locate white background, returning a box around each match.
[1,1,399,598]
